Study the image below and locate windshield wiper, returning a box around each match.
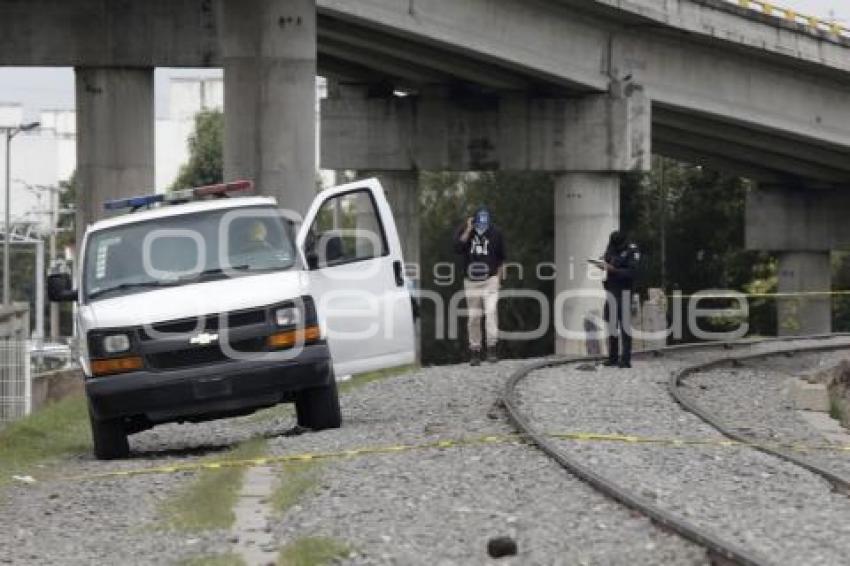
[189,265,286,280]
[182,265,253,282]
[88,281,174,300]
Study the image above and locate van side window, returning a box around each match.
[308,189,388,267]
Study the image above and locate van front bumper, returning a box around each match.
[86,343,332,424]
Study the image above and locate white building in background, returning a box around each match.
[156,77,224,190]
[0,103,75,232]
[1,76,329,234]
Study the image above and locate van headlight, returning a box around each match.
[274,306,301,327]
[102,334,131,354]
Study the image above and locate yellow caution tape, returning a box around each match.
[666,290,850,300]
[34,430,850,484]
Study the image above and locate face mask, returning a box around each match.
[474,210,490,235]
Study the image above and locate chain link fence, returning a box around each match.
[0,304,31,426]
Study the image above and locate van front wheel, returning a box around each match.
[295,377,341,431]
[89,407,130,460]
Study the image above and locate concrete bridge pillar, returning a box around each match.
[776,252,831,336]
[554,173,620,355]
[746,185,834,336]
[75,67,155,242]
[358,170,420,279]
[217,0,317,217]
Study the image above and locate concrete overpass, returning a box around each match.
[2,0,849,350]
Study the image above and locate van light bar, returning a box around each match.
[193,180,254,197]
[164,188,195,203]
[103,180,255,212]
[103,194,164,211]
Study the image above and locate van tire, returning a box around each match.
[89,407,130,460]
[295,376,342,431]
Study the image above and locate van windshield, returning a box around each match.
[84,206,296,301]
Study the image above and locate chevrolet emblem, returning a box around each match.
[189,332,219,346]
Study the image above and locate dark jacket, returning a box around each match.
[453,224,506,281]
[603,242,640,291]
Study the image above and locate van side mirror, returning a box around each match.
[47,273,78,302]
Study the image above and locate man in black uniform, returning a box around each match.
[598,230,640,368]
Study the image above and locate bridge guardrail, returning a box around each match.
[730,0,849,40]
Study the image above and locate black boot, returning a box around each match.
[620,332,632,369]
[470,349,481,366]
[604,337,618,366]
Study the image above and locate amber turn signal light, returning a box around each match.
[267,325,321,349]
[91,356,144,377]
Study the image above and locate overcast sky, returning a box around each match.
[0,0,846,120]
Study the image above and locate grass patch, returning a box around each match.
[179,554,246,566]
[159,437,267,532]
[277,536,350,566]
[830,395,848,426]
[338,364,417,395]
[0,394,90,487]
[271,460,322,515]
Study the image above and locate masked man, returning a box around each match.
[597,230,640,368]
[454,207,506,366]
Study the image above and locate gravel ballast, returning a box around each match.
[515,338,850,565]
[0,359,706,565]
[686,350,850,483]
[263,360,707,565]
[4,337,847,564]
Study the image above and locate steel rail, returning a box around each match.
[502,334,850,565]
[668,342,850,495]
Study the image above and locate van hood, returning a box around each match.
[83,270,308,329]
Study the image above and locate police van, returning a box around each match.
[48,179,415,459]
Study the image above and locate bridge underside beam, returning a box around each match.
[652,141,774,183]
[746,188,850,251]
[317,16,538,91]
[653,125,850,184]
[653,107,850,174]
[320,92,651,172]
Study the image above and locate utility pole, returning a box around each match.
[19,182,64,340]
[2,122,40,307]
[49,187,59,340]
[659,157,667,293]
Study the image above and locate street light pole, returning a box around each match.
[48,189,59,339]
[4,129,11,307]
[3,122,40,307]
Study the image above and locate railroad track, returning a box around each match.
[502,335,850,566]
[668,343,850,497]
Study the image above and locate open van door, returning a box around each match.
[296,178,416,376]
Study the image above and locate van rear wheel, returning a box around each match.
[88,407,129,460]
[295,376,341,431]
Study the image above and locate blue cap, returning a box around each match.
[473,207,490,235]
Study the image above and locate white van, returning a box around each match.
[48,179,415,459]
